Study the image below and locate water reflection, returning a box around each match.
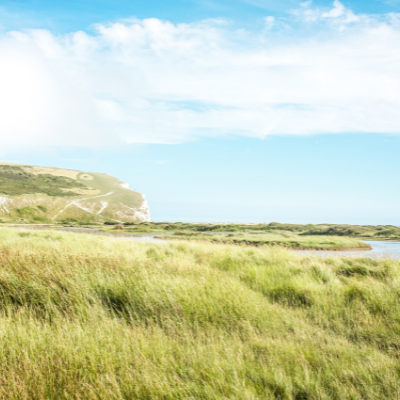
[295,241,400,259]
[6,226,165,243]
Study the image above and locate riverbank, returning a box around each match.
[3,222,400,241]
[98,221,400,240]
[160,233,371,250]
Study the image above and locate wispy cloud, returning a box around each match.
[380,0,400,5]
[294,0,359,23]
[0,1,400,150]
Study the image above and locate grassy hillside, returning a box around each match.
[0,162,149,224]
[161,233,371,250]
[0,227,398,399]
[0,165,90,196]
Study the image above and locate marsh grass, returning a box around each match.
[100,222,400,239]
[0,228,398,399]
[163,232,371,250]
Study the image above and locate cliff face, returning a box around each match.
[0,163,150,223]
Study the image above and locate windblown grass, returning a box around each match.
[0,227,398,399]
[162,232,371,250]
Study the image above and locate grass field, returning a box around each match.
[0,227,398,399]
[161,233,371,250]
[100,221,400,239]
[99,225,167,234]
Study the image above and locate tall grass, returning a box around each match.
[0,228,399,399]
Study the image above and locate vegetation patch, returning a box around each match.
[0,165,90,196]
[16,207,36,216]
[102,221,400,239]
[161,233,371,250]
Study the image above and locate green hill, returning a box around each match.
[0,162,149,224]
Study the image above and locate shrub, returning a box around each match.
[59,218,78,225]
[375,229,400,237]
[33,216,50,223]
[16,207,36,216]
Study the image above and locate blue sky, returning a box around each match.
[1,0,399,32]
[1,0,400,224]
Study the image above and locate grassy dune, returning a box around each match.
[0,228,398,399]
[162,233,371,250]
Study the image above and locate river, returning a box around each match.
[295,241,400,259]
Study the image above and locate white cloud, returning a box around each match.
[295,0,359,23]
[264,16,276,29]
[0,2,400,150]
[322,0,346,18]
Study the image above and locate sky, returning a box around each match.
[1,0,400,224]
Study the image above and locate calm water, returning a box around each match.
[5,227,400,258]
[296,241,400,259]
[7,226,165,243]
